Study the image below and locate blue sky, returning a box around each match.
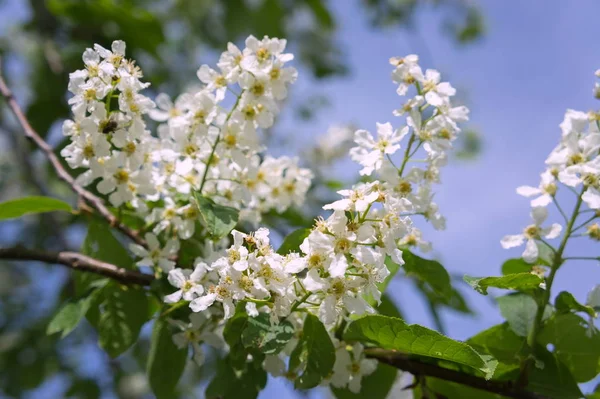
[2,0,600,397]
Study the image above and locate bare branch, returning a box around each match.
[0,69,147,248]
[0,246,154,286]
[365,348,548,399]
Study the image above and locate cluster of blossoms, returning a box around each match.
[162,53,469,391]
[61,37,313,265]
[501,72,600,261]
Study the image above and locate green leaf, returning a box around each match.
[497,293,551,337]
[193,194,239,239]
[97,283,149,358]
[425,377,504,399]
[555,291,596,318]
[501,258,532,275]
[289,313,335,389]
[0,196,71,220]
[464,273,543,295]
[147,318,188,399]
[538,313,600,382]
[47,286,104,338]
[78,219,134,294]
[304,0,335,29]
[467,323,525,368]
[506,348,583,399]
[241,313,295,355]
[344,315,495,378]
[402,251,452,299]
[277,228,311,255]
[223,302,250,370]
[331,363,397,399]
[206,355,267,399]
[376,293,403,319]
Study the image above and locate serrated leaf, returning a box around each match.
[0,196,71,220]
[501,258,532,275]
[497,294,551,337]
[241,313,295,355]
[147,319,188,399]
[464,273,543,295]
[538,313,600,382]
[193,194,239,239]
[277,228,310,255]
[402,251,452,299]
[344,315,495,378]
[97,283,149,357]
[331,362,397,399]
[555,291,596,318]
[289,313,335,389]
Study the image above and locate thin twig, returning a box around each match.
[0,246,154,285]
[0,67,147,248]
[365,348,548,399]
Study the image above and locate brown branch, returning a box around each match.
[0,246,154,286]
[0,68,147,248]
[365,348,548,399]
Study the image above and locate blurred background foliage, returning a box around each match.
[0,0,484,397]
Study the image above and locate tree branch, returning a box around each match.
[0,246,154,286]
[365,348,548,399]
[0,68,147,248]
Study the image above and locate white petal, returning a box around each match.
[522,239,539,263]
[164,290,183,304]
[167,269,187,288]
[516,186,542,198]
[190,293,216,312]
[531,206,548,226]
[501,234,525,249]
[544,223,562,239]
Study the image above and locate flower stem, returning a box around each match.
[518,188,585,385]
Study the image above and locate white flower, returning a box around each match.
[350,123,408,175]
[130,233,179,271]
[501,207,562,263]
[516,170,557,207]
[164,265,207,303]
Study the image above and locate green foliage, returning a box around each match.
[46,282,105,338]
[205,354,267,399]
[97,283,150,358]
[147,318,189,399]
[344,315,496,378]
[555,291,597,318]
[0,196,71,220]
[79,218,134,294]
[277,228,311,255]
[501,258,533,275]
[538,313,600,382]
[497,293,551,337]
[331,363,397,399]
[289,313,336,389]
[223,303,251,370]
[464,273,543,295]
[46,0,165,57]
[194,193,239,240]
[241,313,295,355]
[402,251,452,299]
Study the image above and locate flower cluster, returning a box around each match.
[61,37,313,273]
[502,73,600,260]
[163,54,469,392]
